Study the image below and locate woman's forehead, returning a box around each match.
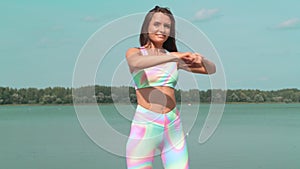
[151,12,171,24]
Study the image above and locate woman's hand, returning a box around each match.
[190,53,205,67]
[174,52,194,64]
[171,52,204,66]
[171,52,215,74]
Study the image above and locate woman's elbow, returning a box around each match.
[129,60,144,71]
[206,64,216,74]
[126,57,140,70]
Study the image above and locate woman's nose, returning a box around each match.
[157,25,165,33]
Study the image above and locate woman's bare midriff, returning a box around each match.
[136,86,176,114]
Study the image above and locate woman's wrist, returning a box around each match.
[200,56,206,67]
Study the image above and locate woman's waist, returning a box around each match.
[136,86,176,114]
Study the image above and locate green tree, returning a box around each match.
[254,93,264,102]
[228,92,240,102]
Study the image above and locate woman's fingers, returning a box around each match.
[176,52,205,65]
[180,52,194,63]
[192,53,205,65]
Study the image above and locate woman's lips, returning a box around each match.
[156,34,166,38]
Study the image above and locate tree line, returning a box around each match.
[0,86,299,105]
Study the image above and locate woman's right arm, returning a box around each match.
[125,48,179,72]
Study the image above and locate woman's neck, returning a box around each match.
[145,42,163,49]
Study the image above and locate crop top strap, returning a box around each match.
[139,47,170,56]
[139,46,148,56]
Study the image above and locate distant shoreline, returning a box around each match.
[0,86,299,105]
[1,102,299,107]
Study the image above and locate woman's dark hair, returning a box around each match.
[139,6,177,52]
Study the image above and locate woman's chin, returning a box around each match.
[151,39,167,45]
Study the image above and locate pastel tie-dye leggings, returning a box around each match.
[126,105,189,169]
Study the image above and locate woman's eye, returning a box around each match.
[164,24,170,28]
[154,22,160,27]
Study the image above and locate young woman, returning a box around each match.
[125,6,216,169]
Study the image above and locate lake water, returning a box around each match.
[0,103,299,169]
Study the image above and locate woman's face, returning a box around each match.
[147,12,171,47]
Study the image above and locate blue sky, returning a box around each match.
[1,0,299,90]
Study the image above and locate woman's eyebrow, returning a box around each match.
[153,21,171,25]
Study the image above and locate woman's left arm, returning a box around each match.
[178,52,216,74]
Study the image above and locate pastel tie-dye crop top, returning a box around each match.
[132,47,178,89]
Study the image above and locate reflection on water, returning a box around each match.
[0,104,299,169]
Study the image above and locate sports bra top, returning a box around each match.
[131,47,178,89]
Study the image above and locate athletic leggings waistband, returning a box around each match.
[133,105,179,127]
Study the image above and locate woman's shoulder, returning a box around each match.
[126,47,141,57]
